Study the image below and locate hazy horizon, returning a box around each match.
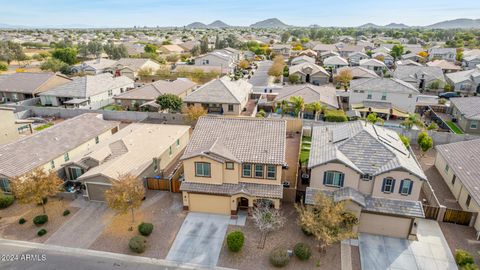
[1,0,479,28]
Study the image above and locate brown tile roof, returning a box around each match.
[180,181,283,199]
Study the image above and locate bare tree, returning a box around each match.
[252,201,286,248]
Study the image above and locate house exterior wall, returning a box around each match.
[349,89,418,113]
[371,171,422,201]
[0,108,19,145]
[451,104,480,134]
[194,55,232,71]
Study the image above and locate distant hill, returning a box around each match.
[384,23,409,29]
[426,18,480,29]
[208,20,230,28]
[358,23,382,28]
[186,22,208,29]
[250,18,288,28]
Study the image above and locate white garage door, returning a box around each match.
[358,213,412,239]
[188,193,230,215]
[86,183,111,202]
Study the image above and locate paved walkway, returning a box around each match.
[166,213,231,267]
[359,219,457,270]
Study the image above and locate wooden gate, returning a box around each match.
[423,205,440,220]
[147,178,170,191]
[443,208,474,226]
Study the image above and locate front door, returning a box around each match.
[238,198,248,209]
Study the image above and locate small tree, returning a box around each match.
[252,202,286,247]
[296,193,357,251]
[10,168,63,214]
[182,105,207,124]
[427,122,439,131]
[417,131,433,157]
[390,45,404,61]
[307,101,325,121]
[400,113,424,130]
[156,93,183,113]
[144,44,157,54]
[238,60,249,70]
[290,96,305,118]
[365,112,384,126]
[105,174,145,230]
[334,69,353,90]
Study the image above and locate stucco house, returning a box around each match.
[271,44,292,58]
[393,66,446,92]
[0,72,71,102]
[445,67,480,94]
[372,52,394,67]
[39,73,134,109]
[289,62,330,85]
[435,139,480,233]
[179,116,287,216]
[450,97,480,134]
[63,123,190,201]
[158,44,186,54]
[427,60,462,73]
[290,55,316,66]
[348,52,369,66]
[428,48,456,62]
[306,121,426,239]
[193,49,237,74]
[183,77,252,115]
[359,58,387,75]
[323,55,349,70]
[106,58,161,80]
[72,58,118,75]
[463,55,480,70]
[113,78,196,111]
[0,107,31,145]
[335,66,379,81]
[0,113,119,193]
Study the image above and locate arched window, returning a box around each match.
[323,171,344,187]
[399,179,413,195]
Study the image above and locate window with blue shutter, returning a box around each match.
[382,178,396,193]
[323,171,345,187]
[399,179,413,195]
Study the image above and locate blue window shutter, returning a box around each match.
[323,172,327,185]
[399,180,404,194]
[392,179,396,192]
[381,179,386,192]
[408,181,413,195]
[339,173,344,187]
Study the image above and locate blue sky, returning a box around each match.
[1,0,479,27]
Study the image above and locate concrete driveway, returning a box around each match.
[166,212,231,267]
[359,219,457,270]
[45,198,113,248]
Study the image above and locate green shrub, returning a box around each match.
[129,236,147,253]
[19,218,26,224]
[294,243,311,261]
[324,110,348,122]
[63,210,70,216]
[269,247,290,267]
[301,226,313,236]
[227,231,245,252]
[460,264,479,270]
[138,222,154,236]
[37,229,47,237]
[0,194,14,209]
[455,249,475,266]
[33,215,48,226]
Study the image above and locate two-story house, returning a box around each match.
[306,121,426,239]
[179,117,287,216]
[288,62,330,85]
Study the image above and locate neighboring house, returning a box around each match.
[337,45,364,58]
[359,58,387,75]
[463,55,480,70]
[275,84,339,117]
[0,113,119,193]
[445,67,480,94]
[319,51,340,62]
[427,60,462,73]
[158,44,186,54]
[72,58,118,75]
[39,73,134,109]
[372,52,394,67]
[350,77,420,116]
[323,56,349,70]
[298,49,318,58]
[180,116,286,216]
[290,55,316,66]
[289,62,330,85]
[271,44,292,58]
[313,44,338,55]
[393,66,446,92]
[428,48,456,62]
[65,123,190,201]
[194,49,237,74]
[114,78,196,111]
[179,40,200,52]
[401,53,425,63]
[335,66,379,80]
[0,72,71,102]
[0,107,31,145]
[183,76,252,115]
[450,97,480,134]
[106,58,161,80]
[306,121,426,239]
[396,59,423,67]
[435,139,480,232]
[348,52,369,66]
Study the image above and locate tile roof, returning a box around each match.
[275,84,339,109]
[445,68,480,84]
[308,121,426,179]
[183,76,252,104]
[336,66,379,79]
[323,56,349,66]
[350,77,420,94]
[0,113,119,178]
[359,58,387,67]
[114,78,196,100]
[39,73,133,98]
[181,116,286,165]
[114,58,156,71]
[450,97,480,120]
[180,182,283,199]
[0,72,69,94]
[393,66,445,84]
[305,187,424,218]
[289,62,329,77]
[436,139,480,206]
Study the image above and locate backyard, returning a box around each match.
[100,104,124,111]
[33,122,54,131]
[300,136,311,167]
[445,121,464,134]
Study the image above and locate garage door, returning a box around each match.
[86,183,111,202]
[188,193,230,215]
[358,213,412,239]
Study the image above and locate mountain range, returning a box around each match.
[359,18,480,29]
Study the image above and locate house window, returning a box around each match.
[153,158,158,173]
[452,175,456,186]
[470,121,478,129]
[108,90,113,96]
[50,160,55,169]
[381,93,387,100]
[0,178,11,193]
[408,94,413,98]
[195,162,211,177]
[69,167,83,180]
[381,178,396,193]
[445,164,449,173]
[399,179,413,195]
[267,165,276,179]
[95,136,99,144]
[323,171,345,187]
[361,174,372,181]
[176,139,180,147]
[254,164,264,178]
[466,194,472,208]
[226,162,234,170]
[242,164,252,177]
[64,153,70,162]
[367,92,372,100]
[228,104,234,112]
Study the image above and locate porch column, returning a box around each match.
[248,198,254,216]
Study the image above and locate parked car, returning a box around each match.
[439,92,460,99]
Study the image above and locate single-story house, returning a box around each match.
[428,48,456,62]
[291,55,316,66]
[445,67,480,94]
[393,66,446,92]
[289,62,330,85]
[450,97,480,134]
[72,58,118,75]
[359,58,387,75]
[427,60,462,73]
[323,56,349,70]
[348,52,369,66]
[105,58,161,80]
[158,44,186,54]
[335,66,379,81]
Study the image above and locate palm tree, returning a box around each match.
[276,100,289,118]
[307,101,325,121]
[289,96,305,118]
[400,113,425,130]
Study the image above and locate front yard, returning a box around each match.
[217,203,341,270]
[0,197,79,243]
